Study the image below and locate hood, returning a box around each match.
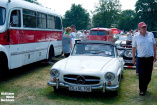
[64,56,113,71]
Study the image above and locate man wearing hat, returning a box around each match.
[132,22,156,96]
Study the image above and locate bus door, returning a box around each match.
[9,9,24,68]
[9,9,23,44]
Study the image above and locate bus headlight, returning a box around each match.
[50,69,60,77]
[105,72,115,81]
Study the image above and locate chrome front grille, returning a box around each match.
[63,75,100,85]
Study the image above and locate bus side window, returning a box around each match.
[10,10,21,27]
[47,15,55,29]
[55,16,62,30]
[23,9,36,28]
[37,12,46,29]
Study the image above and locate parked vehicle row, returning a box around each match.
[115,35,135,68]
[75,28,135,68]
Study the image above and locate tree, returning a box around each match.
[24,0,40,5]
[62,4,90,30]
[135,0,157,31]
[118,10,137,31]
[92,0,121,28]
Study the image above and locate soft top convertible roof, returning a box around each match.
[76,40,115,46]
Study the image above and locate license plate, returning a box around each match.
[124,60,133,63]
[69,85,91,92]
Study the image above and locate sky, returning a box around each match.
[37,0,138,16]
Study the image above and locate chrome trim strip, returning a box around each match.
[11,47,47,55]
[63,77,100,82]
[9,27,63,32]
[106,85,119,91]
[102,82,106,93]
[47,81,104,90]
[63,77,77,80]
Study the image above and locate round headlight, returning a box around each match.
[124,50,132,58]
[50,69,59,77]
[105,72,115,81]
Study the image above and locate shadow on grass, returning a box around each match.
[0,61,53,83]
[43,86,121,104]
[0,56,64,83]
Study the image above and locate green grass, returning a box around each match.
[0,57,157,105]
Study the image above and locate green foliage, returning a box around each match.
[135,0,157,31]
[118,10,137,31]
[92,0,121,28]
[62,4,90,30]
[92,0,157,31]
[24,0,40,5]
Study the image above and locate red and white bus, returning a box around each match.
[87,27,113,42]
[0,0,63,77]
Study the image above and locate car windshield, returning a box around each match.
[90,30,106,36]
[72,43,115,57]
[0,7,6,25]
[118,36,127,40]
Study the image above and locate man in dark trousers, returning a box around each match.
[132,22,156,96]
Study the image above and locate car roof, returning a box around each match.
[76,40,115,46]
[90,28,111,31]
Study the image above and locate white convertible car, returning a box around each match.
[47,41,124,94]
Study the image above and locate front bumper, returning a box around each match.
[123,59,136,68]
[47,80,119,93]
[124,65,136,68]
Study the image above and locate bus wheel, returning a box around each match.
[0,57,8,81]
[0,60,2,80]
[47,46,54,62]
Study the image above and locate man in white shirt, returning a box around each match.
[70,25,76,47]
[132,22,156,96]
[127,30,133,40]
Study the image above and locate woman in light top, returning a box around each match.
[62,27,72,57]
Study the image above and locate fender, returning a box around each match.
[47,40,62,58]
[0,45,10,69]
[117,67,122,76]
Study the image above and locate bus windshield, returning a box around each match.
[0,7,6,25]
[90,30,106,36]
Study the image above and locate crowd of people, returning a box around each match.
[62,25,89,57]
[62,25,76,57]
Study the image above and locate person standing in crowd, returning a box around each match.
[120,30,125,34]
[127,30,133,40]
[134,29,139,36]
[84,31,89,40]
[62,27,72,57]
[70,25,76,47]
[132,22,156,96]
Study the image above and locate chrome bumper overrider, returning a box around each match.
[47,79,119,92]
